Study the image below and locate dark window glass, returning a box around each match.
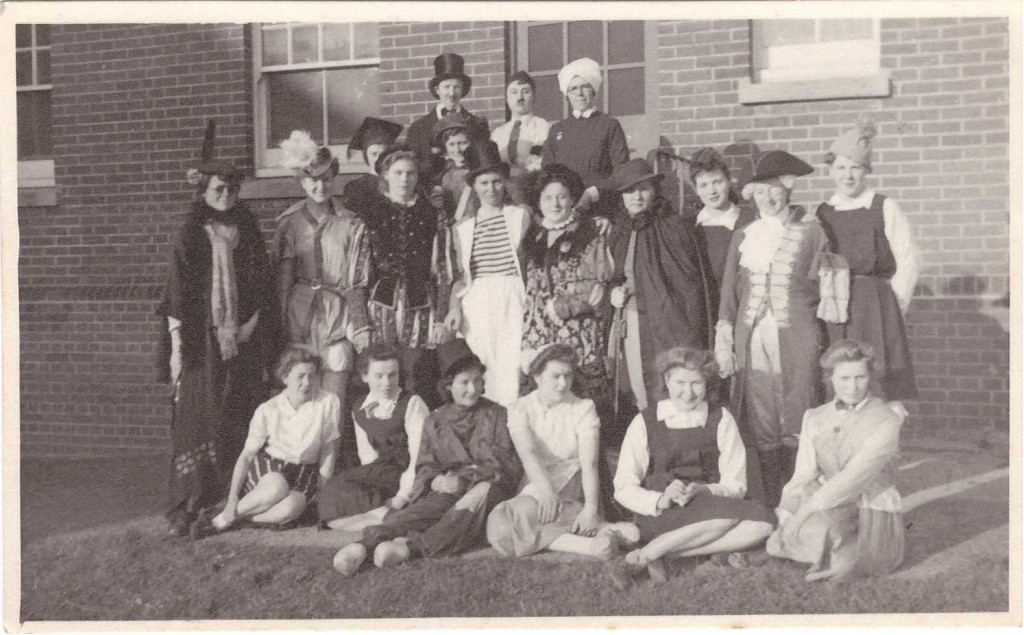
[607,68,643,116]
[16,51,32,86]
[608,21,643,65]
[532,74,563,122]
[16,25,31,48]
[528,24,562,72]
[17,91,53,159]
[326,67,380,145]
[567,21,602,63]
[262,28,288,66]
[36,25,51,47]
[37,49,51,84]
[267,71,324,148]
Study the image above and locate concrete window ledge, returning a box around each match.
[738,71,892,105]
[18,187,59,208]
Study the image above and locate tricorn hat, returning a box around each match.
[429,52,473,100]
[437,339,484,379]
[279,130,339,179]
[349,117,403,154]
[187,119,244,187]
[741,150,813,199]
[606,158,664,193]
[527,163,586,209]
[465,140,510,183]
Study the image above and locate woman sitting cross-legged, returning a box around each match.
[189,347,341,539]
[486,343,639,560]
[606,347,775,589]
[332,340,523,575]
[766,339,905,582]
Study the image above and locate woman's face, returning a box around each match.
[444,132,470,165]
[203,175,238,212]
[283,362,318,406]
[830,360,871,406]
[694,169,731,212]
[365,144,387,174]
[621,181,656,217]
[449,367,485,408]
[664,366,706,411]
[362,359,400,399]
[436,78,464,110]
[830,154,869,199]
[538,181,575,226]
[507,81,535,117]
[300,171,334,204]
[751,182,790,219]
[473,171,506,207]
[566,76,595,113]
[534,359,574,403]
[385,158,418,202]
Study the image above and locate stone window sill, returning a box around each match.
[737,70,892,105]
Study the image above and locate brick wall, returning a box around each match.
[657,17,1010,439]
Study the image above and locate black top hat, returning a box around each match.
[349,117,404,153]
[429,52,473,100]
[527,164,585,209]
[749,150,814,183]
[507,70,535,90]
[464,140,510,184]
[606,158,663,193]
[193,120,244,186]
[437,339,483,379]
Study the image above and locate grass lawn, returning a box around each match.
[18,442,1011,621]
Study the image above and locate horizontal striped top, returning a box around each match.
[470,213,518,278]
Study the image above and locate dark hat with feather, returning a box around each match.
[279,130,339,179]
[185,120,244,187]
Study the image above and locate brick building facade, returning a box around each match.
[16,19,1011,456]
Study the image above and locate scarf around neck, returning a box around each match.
[204,219,240,361]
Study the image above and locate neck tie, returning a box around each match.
[507,119,522,166]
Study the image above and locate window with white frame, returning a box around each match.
[253,23,381,176]
[17,24,55,188]
[739,19,891,104]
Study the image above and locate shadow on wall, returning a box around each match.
[651,138,764,219]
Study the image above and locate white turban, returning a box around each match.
[557,57,602,95]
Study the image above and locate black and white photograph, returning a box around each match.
[2,0,1020,628]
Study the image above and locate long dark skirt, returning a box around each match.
[635,490,776,543]
[318,459,404,522]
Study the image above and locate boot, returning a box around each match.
[322,370,356,469]
[756,446,785,508]
[780,443,799,486]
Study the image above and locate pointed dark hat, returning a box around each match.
[437,339,484,379]
[605,158,664,193]
[749,150,814,182]
[464,140,510,183]
[428,52,473,100]
[349,117,404,153]
[527,163,586,209]
[190,119,244,186]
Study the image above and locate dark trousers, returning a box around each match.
[318,460,402,522]
[360,489,493,557]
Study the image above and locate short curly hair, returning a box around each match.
[527,343,578,379]
[653,347,718,400]
[820,339,875,376]
[274,346,323,384]
[378,149,418,178]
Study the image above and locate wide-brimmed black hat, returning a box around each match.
[464,140,510,183]
[349,117,403,154]
[190,120,244,186]
[437,339,484,379]
[606,158,663,193]
[527,163,585,209]
[749,150,814,183]
[428,52,473,100]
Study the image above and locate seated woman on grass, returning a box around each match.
[766,339,905,582]
[190,347,341,539]
[486,343,638,560]
[332,339,522,575]
[607,347,775,589]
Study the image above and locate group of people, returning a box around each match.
[156,52,919,586]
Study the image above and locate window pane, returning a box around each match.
[608,21,643,65]
[819,19,873,42]
[760,20,815,47]
[267,71,324,148]
[353,23,379,59]
[567,21,602,63]
[528,24,563,72]
[607,68,643,116]
[262,28,288,66]
[16,51,32,86]
[322,24,352,61]
[37,50,51,84]
[291,25,319,64]
[17,91,52,159]
[532,74,563,122]
[36,24,51,46]
[326,67,380,145]
[16,25,31,48]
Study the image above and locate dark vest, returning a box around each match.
[639,405,723,491]
[816,193,896,279]
[353,391,413,466]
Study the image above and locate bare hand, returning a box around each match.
[238,311,259,344]
[610,286,629,309]
[570,507,601,537]
[594,217,611,235]
[574,187,598,213]
[431,473,462,494]
[351,331,371,354]
[715,349,736,378]
[429,186,444,209]
[443,307,463,333]
[169,348,182,385]
[387,497,409,511]
[663,479,688,507]
[677,482,709,507]
[534,486,561,525]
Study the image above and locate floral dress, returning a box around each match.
[521,218,611,385]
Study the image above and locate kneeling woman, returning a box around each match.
[190,347,341,538]
[486,343,637,559]
[608,348,775,588]
[333,340,522,575]
[766,339,905,582]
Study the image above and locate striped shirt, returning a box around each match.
[470,213,518,278]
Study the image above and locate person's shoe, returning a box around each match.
[188,508,218,542]
[591,531,622,561]
[600,522,641,547]
[605,555,644,591]
[373,538,411,569]
[167,511,192,538]
[333,543,368,577]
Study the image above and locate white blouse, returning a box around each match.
[243,389,340,466]
[613,401,748,517]
[695,203,742,230]
[508,391,600,497]
[354,392,429,505]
